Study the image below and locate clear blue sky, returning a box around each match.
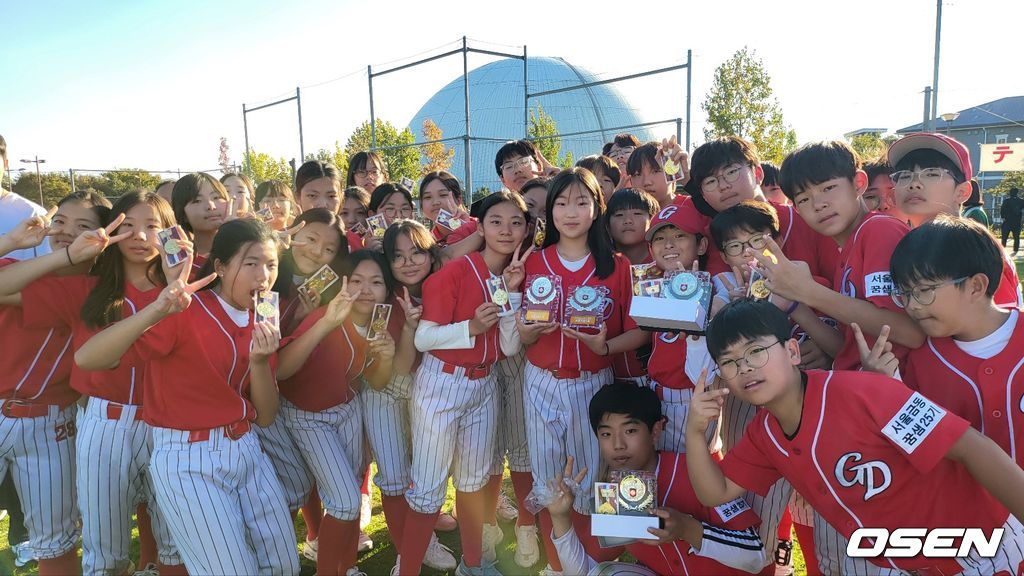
[3,0,1021,175]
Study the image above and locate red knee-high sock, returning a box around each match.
[38,549,80,576]
[483,474,502,525]
[794,522,820,576]
[536,510,562,572]
[510,471,536,527]
[777,506,793,542]
[137,503,157,567]
[573,510,620,563]
[398,508,440,576]
[318,514,360,576]
[361,468,371,497]
[301,487,324,541]
[156,563,188,576]
[380,494,410,552]
[456,489,487,568]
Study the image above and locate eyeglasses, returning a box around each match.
[893,277,968,307]
[715,341,782,380]
[380,206,414,220]
[501,157,535,174]
[889,168,952,190]
[608,147,635,161]
[700,164,746,193]
[355,168,381,179]
[392,250,429,267]
[722,234,769,257]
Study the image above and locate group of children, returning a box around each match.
[0,126,1022,576]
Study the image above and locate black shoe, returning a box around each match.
[775,539,793,566]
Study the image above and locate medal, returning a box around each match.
[256,301,276,318]
[491,288,509,307]
[617,474,653,512]
[667,272,700,300]
[527,276,556,305]
[750,278,771,299]
[569,286,599,310]
[163,238,180,255]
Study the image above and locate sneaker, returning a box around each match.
[11,541,35,568]
[423,532,457,571]
[455,558,503,576]
[775,539,793,566]
[358,531,373,553]
[538,564,563,576]
[0,509,7,523]
[435,511,458,531]
[389,554,401,576]
[482,522,503,562]
[496,492,519,523]
[513,524,540,568]
[133,563,159,576]
[359,493,372,529]
[303,537,318,562]
[345,568,367,576]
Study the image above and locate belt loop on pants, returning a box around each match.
[188,420,252,443]
[106,403,143,422]
[1,400,54,419]
[441,361,491,380]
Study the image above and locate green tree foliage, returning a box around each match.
[528,105,573,167]
[305,141,349,177]
[12,172,71,207]
[420,119,455,175]
[702,47,797,164]
[991,171,1024,197]
[344,119,419,183]
[847,133,898,163]
[100,169,163,196]
[242,149,293,186]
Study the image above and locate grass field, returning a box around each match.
[0,468,808,575]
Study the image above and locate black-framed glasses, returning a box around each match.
[894,277,968,307]
[380,206,414,220]
[889,168,952,190]
[608,147,635,161]
[715,341,782,380]
[722,234,769,257]
[355,168,381,179]
[700,164,747,192]
[392,250,429,267]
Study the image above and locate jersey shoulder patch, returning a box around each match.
[882,392,947,454]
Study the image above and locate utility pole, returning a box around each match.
[931,0,943,131]
[20,156,46,205]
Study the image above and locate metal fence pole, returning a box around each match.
[463,37,472,194]
[296,87,305,160]
[368,65,376,147]
[685,49,692,150]
[242,103,251,171]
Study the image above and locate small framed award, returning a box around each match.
[591,470,659,541]
[747,267,771,300]
[486,276,514,316]
[532,218,546,249]
[157,226,188,268]
[366,214,389,239]
[367,303,392,341]
[563,285,608,329]
[521,274,561,324]
[254,290,280,331]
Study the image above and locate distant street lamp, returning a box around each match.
[19,156,46,206]
[939,112,960,135]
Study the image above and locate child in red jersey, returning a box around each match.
[277,250,396,576]
[547,382,766,576]
[756,140,923,371]
[419,171,475,245]
[170,172,230,275]
[888,132,1022,308]
[517,168,647,574]
[688,299,1024,575]
[75,219,300,576]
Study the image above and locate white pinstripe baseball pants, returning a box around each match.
[523,362,613,514]
[491,350,531,475]
[406,354,497,513]
[281,398,364,521]
[363,374,412,497]
[77,398,179,574]
[254,414,313,511]
[150,426,300,576]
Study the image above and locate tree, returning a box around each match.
[100,169,162,196]
[702,47,797,164]
[991,171,1024,197]
[305,141,349,177]
[343,119,419,184]
[847,133,898,163]
[528,105,573,167]
[242,149,292,186]
[420,119,455,175]
[218,137,231,174]
[12,172,71,207]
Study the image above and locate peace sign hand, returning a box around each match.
[5,206,57,250]
[395,287,422,331]
[323,277,354,327]
[68,213,133,265]
[546,455,587,517]
[749,236,812,302]
[534,150,561,178]
[852,323,898,378]
[502,244,533,292]
[276,221,307,250]
[151,273,217,318]
[687,367,727,435]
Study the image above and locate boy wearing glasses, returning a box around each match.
[880,216,1024,470]
[495,140,558,194]
[887,133,1022,308]
[685,299,1024,576]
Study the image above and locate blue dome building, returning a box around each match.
[407,57,654,194]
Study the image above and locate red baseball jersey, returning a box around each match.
[995,252,1023,308]
[627,452,762,576]
[420,251,504,367]
[522,247,637,372]
[646,331,695,390]
[132,290,276,430]
[432,218,478,246]
[346,230,363,252]
[189,253,208,281]
[279,306,367,412]
[21,272,160,405]
[612,253,652,380]
[0,260,76,406]
[831,213,911,371]
[903,314,1024,467]
[721,370,1006,573]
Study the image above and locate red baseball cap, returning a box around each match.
[887,132,973,181]
[646,203,706,241]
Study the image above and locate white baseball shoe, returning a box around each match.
[496,493,519,522]
[345,568,367,576]
[538,563,564,576]
[390,554,401,576]
[132,562,159,576]
[423,532,457,571]
[358,531,373,553]
[303,537,318,562]
[11,541,35,568]
[514,524,541,568]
